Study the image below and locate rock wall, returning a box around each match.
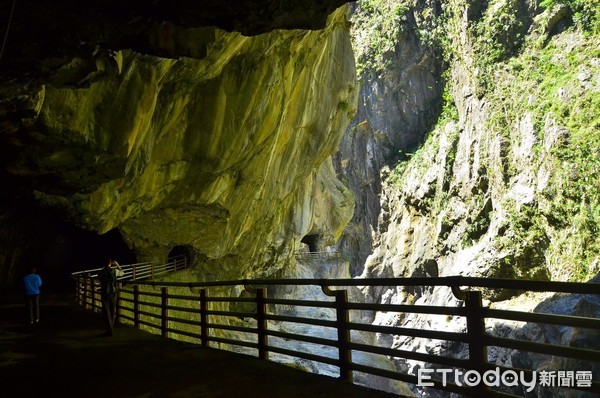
[0,7,356,282]
[358,0,599,289]
[339,0,599,395]
[334,1,445,277]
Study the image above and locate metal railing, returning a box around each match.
[71,255,189,282]
[294,251,341,260]
[72,274,600,397]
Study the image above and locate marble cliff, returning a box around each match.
[0,1,355,282]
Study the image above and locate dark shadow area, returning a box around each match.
[167,245,192,266]
[0,203,137,292]
[301,234,321,253]
[0,292,400,398]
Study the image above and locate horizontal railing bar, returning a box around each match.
[122,277,600,294]
[206,310,256,318]
[350,363,474,395]
[485,336,600,362]
[266,329,339,347]
[265,298,336,308]
[207,336,259,349]
[206,323,257,334]
[204,297,257,303]
[165,305,202,314]
[265,314,338,328]
[349,342,470,368]
[137,291,162,298]
[138,319,159,329]
[165,316,198,326]
[137,300,162,308]
[71,261,157,276]
[484,308,600,329]
[348,322,470,343]
[167,329,202,340]
[138,309,160,319]
[117,313,134,322]
[118,297,134,304]
[266,345,340,367]
[347,302,466,316]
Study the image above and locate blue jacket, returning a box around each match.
[23,273,42,296]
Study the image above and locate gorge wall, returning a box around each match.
[337,0,599,395]
[0,4,356,283]
[340,0,599,287]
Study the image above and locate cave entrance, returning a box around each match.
[301,234,321,253]
[72,228,137,269]
[59,227,137,289]
[167,245,192,269]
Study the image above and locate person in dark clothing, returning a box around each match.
[98,259,123,336]
[22,267,42,324]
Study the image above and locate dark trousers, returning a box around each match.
[26,294,40,323]
[101,295,117,335]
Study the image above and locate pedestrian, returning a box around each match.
[22,267,42,324]
[98,259,123,336]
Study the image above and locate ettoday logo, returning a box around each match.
[417,368,593,392]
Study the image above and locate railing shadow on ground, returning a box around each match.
[72,263,600,398]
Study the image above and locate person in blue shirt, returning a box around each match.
[22,267,42,324]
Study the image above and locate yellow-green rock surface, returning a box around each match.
[27,8,356,278]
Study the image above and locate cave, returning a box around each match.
[0,204,137,291]
[301,234,321,253]
[167,245,192,268]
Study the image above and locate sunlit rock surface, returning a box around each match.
[0,8,356,280]
[339,0,599,395]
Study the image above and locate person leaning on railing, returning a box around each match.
[98,259,124,336]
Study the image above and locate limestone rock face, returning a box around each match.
[335,1,445,276]
[360,1,599,287]
[0,8,356,280]
[341,0,599,394]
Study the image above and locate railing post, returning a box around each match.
[151,263,155,279]
[465,290,491,397]
[161,287,168,338]
[84,275,91,310]
[76,277,82,305]
[200,289,209,346]
[132,265,136,281]
[134,285,140,329]
[94,279,100,311]
[322,286,353,382]
[255,288,269,360]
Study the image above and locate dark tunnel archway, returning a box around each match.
[58,227,137,290]
[301,234,321,253]
[167,245,192,268]
[1,208,137,291]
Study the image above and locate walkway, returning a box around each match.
[0,291,402,398]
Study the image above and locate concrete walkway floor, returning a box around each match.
[1,292,404,398]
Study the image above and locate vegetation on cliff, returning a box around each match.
[360,0,599,282]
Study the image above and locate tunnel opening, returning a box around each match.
[0,203,137,291]
[57,227,137,290]
[301,234,321,253]
[167,245,192,268]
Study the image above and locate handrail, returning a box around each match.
[70,254,189,281]
[121,276,600,294]
[72,274,600,397]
